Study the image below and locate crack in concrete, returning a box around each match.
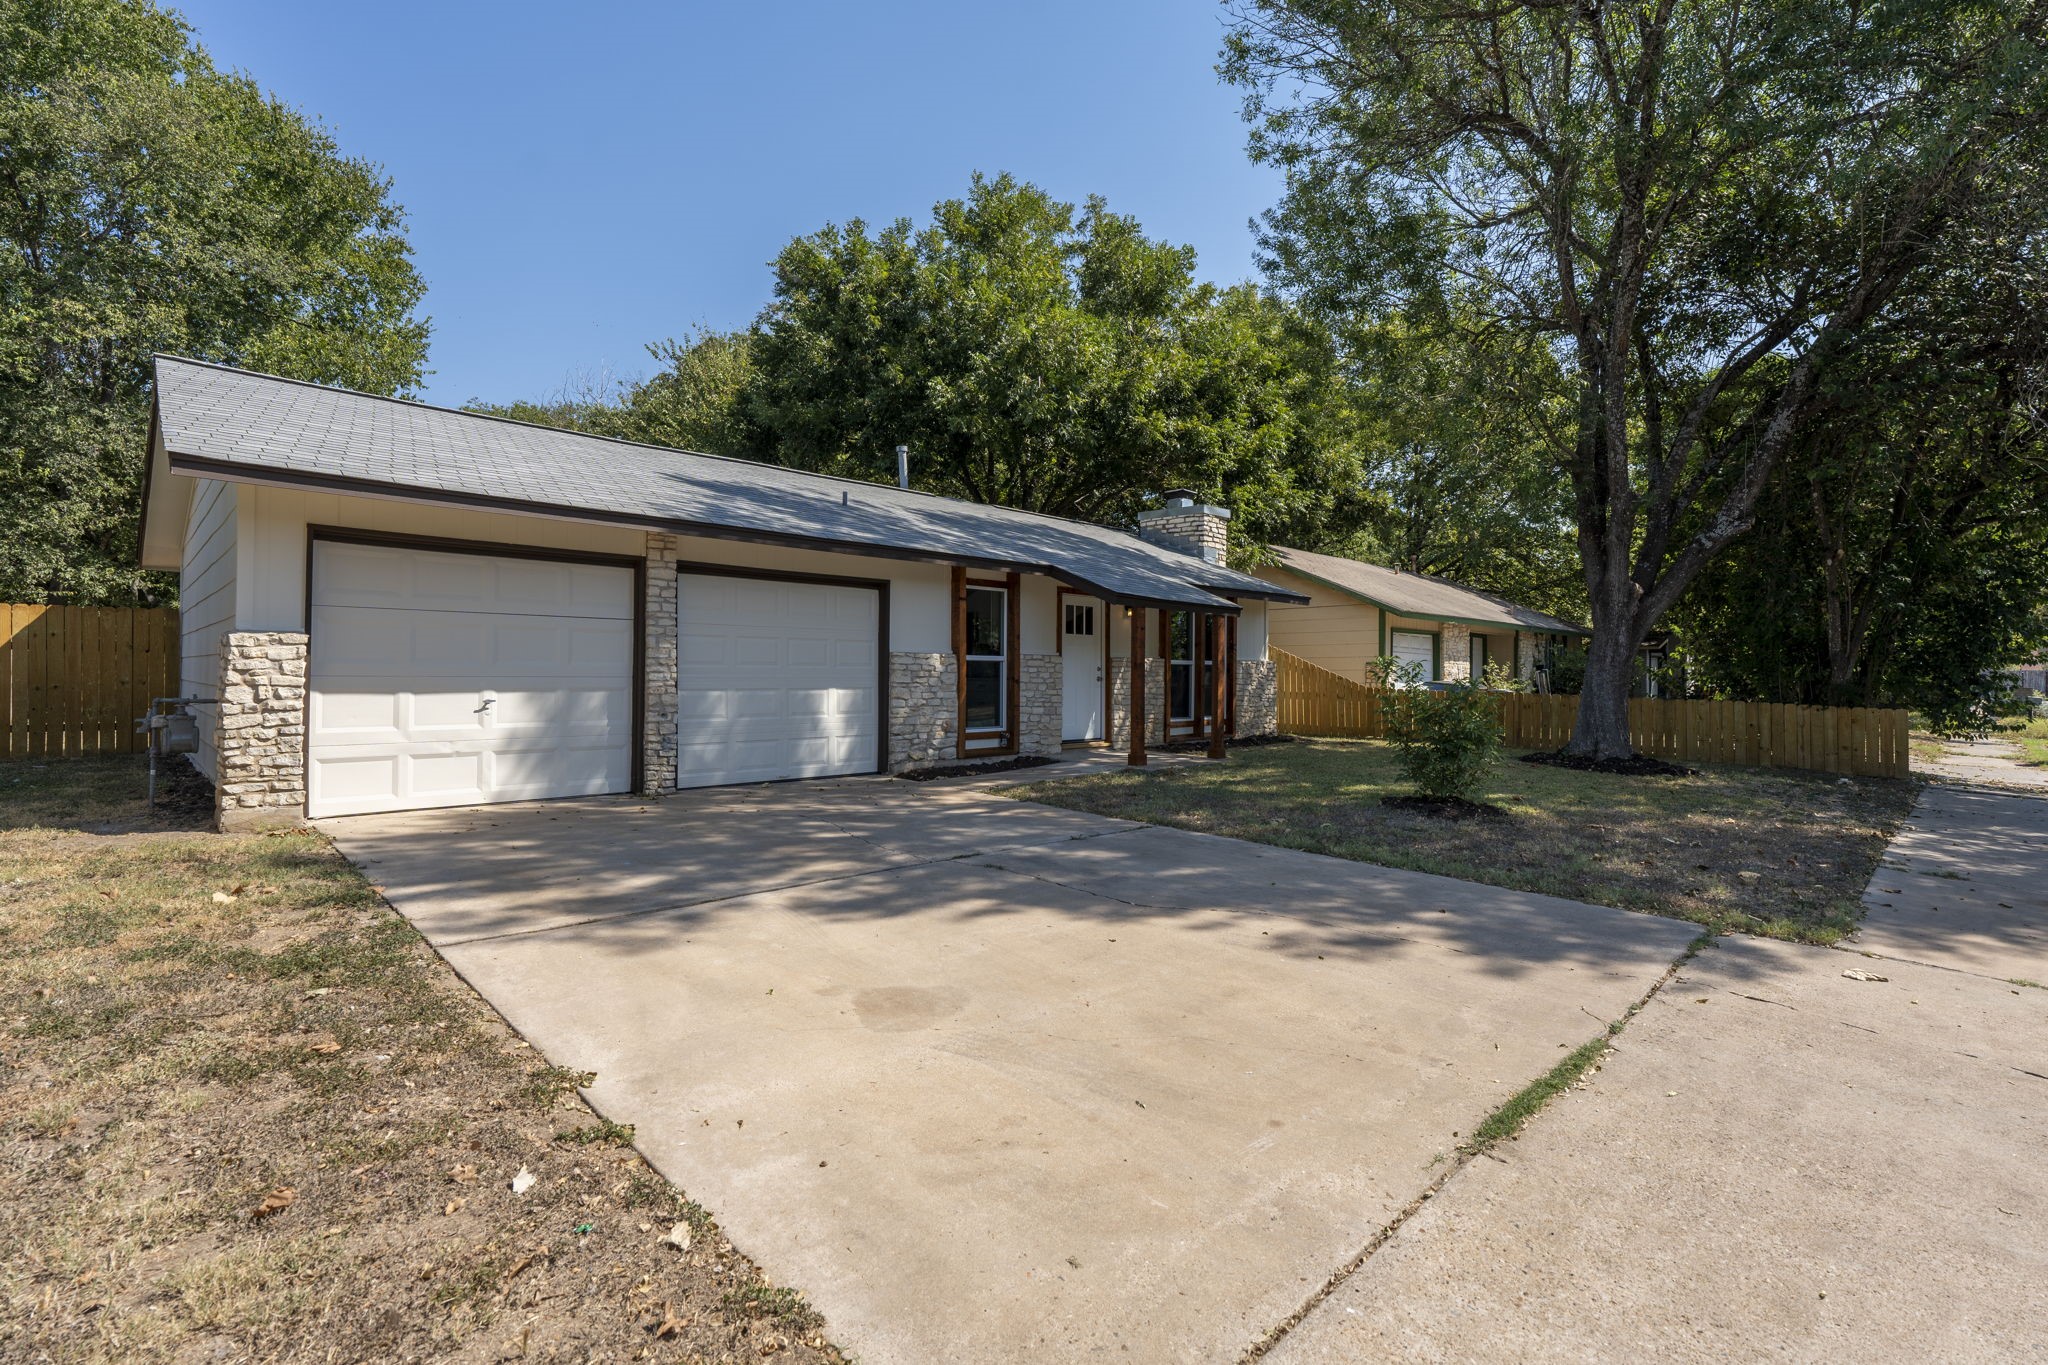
[1236,934,1710,1363]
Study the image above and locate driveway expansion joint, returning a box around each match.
[1237,932,1711,1363]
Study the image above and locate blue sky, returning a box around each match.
[172,1,1284,406]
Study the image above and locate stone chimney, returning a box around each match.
[1136,490,1230,565]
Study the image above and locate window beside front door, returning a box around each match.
[1169,611,1203,720]
[964,586,1007,730]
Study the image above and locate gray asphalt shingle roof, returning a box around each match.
[150,356,1303,612]
[1266,545,1587,634]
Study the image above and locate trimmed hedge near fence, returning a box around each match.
[1273,648,1911,779]
[2,605,180,758]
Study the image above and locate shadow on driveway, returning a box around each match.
[326,777,1702,1364]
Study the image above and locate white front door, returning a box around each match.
[307,540,635,818]
[1389,629,1436,685]
[1061,597,1104,740]
[676,572,880,787]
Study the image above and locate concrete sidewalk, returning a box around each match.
[1271,784,2048,1364]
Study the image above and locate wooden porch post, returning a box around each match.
[1128,607,1148,767]
[1207,612,1228,760]
[1226,612,1239,736]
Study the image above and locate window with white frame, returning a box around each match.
[964,586,1007,730]
[1063,602,1095,637]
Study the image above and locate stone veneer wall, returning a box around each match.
[1515,631,1539,682]
[1108,656,1133,748]
[1235,659,1278,737]
[216,631,309,829]
[888,652,957,771]
[642,533,679,793]
[1019,654,1062,758]
[1107,656,1168,749]
[1440,622,1473,681]
[1146,655,1166,743]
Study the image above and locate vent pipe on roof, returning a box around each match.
[896,444,910,490]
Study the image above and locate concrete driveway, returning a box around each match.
[325,775,1698,1363]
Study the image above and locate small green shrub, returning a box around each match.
[1381,668,1506,801]
[1547,644,1588,695]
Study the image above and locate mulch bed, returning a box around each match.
[895,755,1060,782]
[1380,794,1506,820]
[1520,749,1698,777]
[150,754,218,825]
[1159,733,1296,754]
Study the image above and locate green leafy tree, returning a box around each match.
[1225,0,2048,758]
[0,0,429,604]
[743,172,1372,550]
[1518,162,2048,717]
[1332,309,1582,619]
[615,328,760,456]
[1678,150,2048,716]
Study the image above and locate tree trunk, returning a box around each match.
[1567,626,1641,760]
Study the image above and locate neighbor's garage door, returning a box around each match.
[676,572,880,788]
[1389,629,1436,684]
[307,540,635,818]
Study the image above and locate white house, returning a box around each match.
[136,358,1303,826]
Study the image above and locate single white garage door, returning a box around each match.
[307,540,635,818]
[1389,629,1436,684]
[676,572,880,788]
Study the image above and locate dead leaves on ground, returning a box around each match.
[246,1186,296,1221]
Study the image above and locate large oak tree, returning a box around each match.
[1225,0,2048,757]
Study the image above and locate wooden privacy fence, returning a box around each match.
[1272,648,1911,779]
[2,605,180,758]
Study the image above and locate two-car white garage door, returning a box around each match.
[306,544,881,817]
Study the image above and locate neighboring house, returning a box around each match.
[2012,658,2047,712]
[137,358,1306,826]
[1249,546,1588,688]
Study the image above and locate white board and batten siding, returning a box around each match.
[179,478,238,780]
[305,540,635,817]
[675,572,881,787]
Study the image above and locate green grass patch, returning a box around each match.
[1465,1031,1613,1150]
[525,1065,598,1108]
[556,1117,636,1146]
[722,1283,825,1331]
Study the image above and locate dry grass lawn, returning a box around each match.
[1018,739,1918,943]
[0,756,844,1364]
